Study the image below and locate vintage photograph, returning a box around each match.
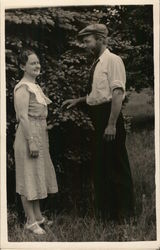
[1,0,159,246]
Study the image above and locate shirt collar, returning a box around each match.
[98,48,110,64]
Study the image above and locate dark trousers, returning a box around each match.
[88,102,135,221]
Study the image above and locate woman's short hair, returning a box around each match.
[18,49,37,66]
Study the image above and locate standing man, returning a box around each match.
[62,23,134,222]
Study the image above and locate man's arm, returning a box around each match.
[104,88,123,141]
[61,96,86,109]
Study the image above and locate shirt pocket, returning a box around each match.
[95,73,109,91]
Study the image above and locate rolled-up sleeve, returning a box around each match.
[108,55,126,93]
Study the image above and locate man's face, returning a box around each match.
[83,34,101,55]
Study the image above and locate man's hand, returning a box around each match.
[61,98,79,110]
[103,124,116,142]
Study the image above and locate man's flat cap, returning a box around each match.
[78,23,108,38]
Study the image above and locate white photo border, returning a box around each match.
[1,0,160,249]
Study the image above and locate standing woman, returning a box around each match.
[14,49,58,234]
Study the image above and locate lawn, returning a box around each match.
[123,87,154,130]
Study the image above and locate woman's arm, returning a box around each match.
[15,86,39,157]
[15,86,33,140]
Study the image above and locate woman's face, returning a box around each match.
[21,54,41,78]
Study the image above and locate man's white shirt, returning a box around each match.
[86,48,126,106]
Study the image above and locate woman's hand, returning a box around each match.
[61,98,79,110]
[28,141,39,158]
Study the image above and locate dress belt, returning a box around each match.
[28,115,46,120]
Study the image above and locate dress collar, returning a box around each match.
[14,81,52,106]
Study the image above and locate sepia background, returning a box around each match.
[5,5,156,242]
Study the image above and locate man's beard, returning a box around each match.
[92,46,101,59]
[85,48,94,56]
[86,46,100,58]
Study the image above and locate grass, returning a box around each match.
[124,88,154,118]
[123,88,154,130]
[7,129,156,242]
